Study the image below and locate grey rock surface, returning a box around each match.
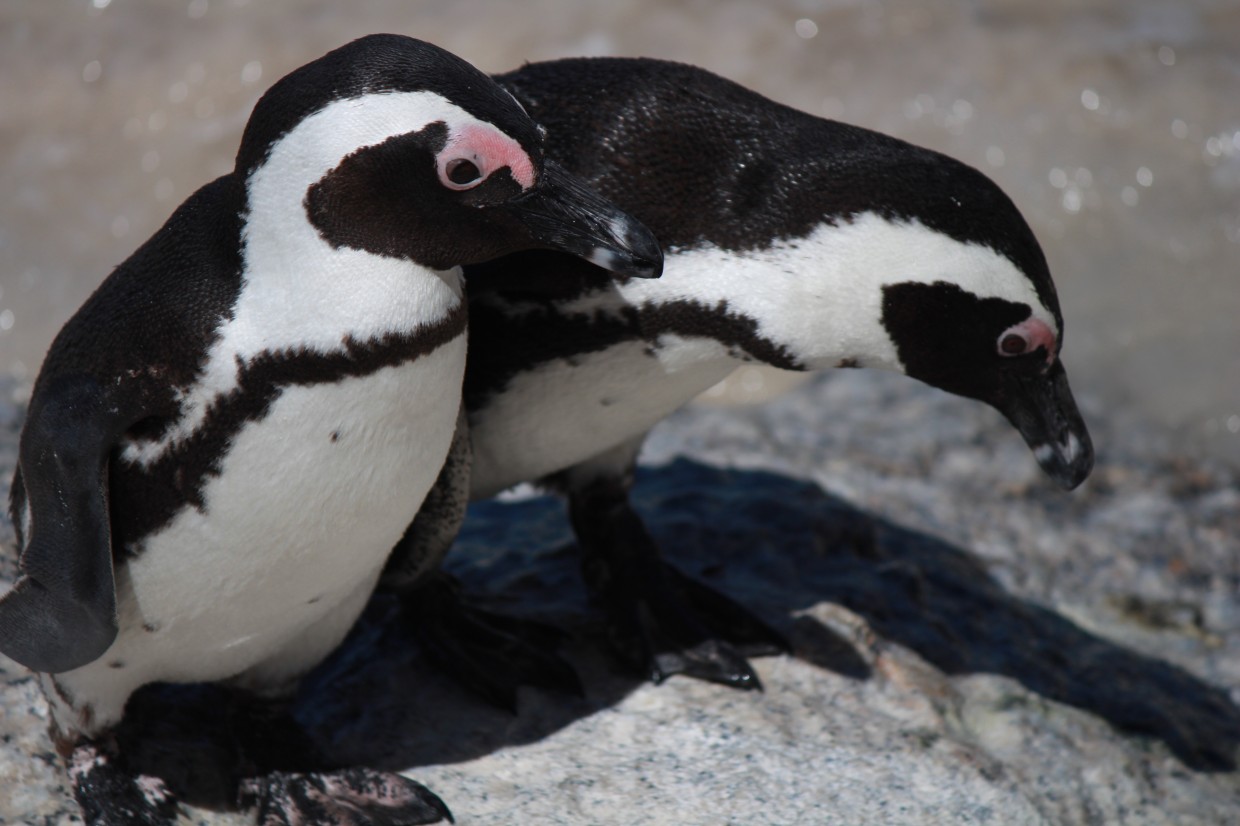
[2,371,1239,825]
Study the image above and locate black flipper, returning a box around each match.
[568,476,790,690]
[400,571,583,712]
[0,373,146,674]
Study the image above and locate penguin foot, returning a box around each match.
[603,561,789,690]
[69,739,181,826]
[240,767,453,826]
[401,571,584,712]
[568,477,789,690]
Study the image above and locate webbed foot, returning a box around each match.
[69,739,180,826]
[599,558,789,689]
[240,767,452,825]
[401,571,583,711]
[570,481,789,689]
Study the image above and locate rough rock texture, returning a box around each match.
[2,371,1238,825]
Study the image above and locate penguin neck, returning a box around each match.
[566,212,945,377]
[549,211,1043,382]
[238,146,463,353]
[235,89,481,346]
[237,207,462,362]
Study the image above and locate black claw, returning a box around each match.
[69,739,181,826]
[242,767,452,826]
[651,639,765,690]
[594,561,783,689]
[569,479,788,691]
[401,572,584,711]
[664,564,791,657]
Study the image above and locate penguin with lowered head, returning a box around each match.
[385,56,1094,704]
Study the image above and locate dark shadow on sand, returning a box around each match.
[120,457,1240,810]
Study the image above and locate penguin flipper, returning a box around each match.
[568,475,789,690]
[0,373,137,673]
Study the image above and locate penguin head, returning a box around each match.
[699,138,1095,491]
[869,157,1093,490]
[233,35,661,277]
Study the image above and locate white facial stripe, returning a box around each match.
[122,91,476,466]
[246,89,489,265]
[553,212,1055,373]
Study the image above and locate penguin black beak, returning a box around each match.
[502,160,663,279]
[997,360,1094,490]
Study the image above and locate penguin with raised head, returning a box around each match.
[385,56,1094,702]
[0,36,661,826]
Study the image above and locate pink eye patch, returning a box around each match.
[998,316,1057,363]
[437,122,536,191]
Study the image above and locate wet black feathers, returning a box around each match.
[27,175,249,446]
[236,34,543,177]
[460,57,1065,408]
[496,56,1060,323]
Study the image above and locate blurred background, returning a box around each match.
[1,0,1237,465]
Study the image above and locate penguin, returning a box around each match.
[381,56,1095,700]
[0,36,661,826]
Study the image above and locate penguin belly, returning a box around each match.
[48,335,465,734]
[469,338,735,498]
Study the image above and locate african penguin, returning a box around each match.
[0,36,660,826]
[385,56,1094,698]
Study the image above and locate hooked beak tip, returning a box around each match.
[588,245,663,279]
[1033,429,1095,490]
[515,159,664,279]
[598,213,664,278]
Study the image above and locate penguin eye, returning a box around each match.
[997,316,1057,364]
[999,332,1029,356]
[441,157,485,190]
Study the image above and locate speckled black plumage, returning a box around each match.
[462,56,1064,410]
[495,57,1059,318]
[235,33,542,177]
[464,262,799,413]
[107,304,467,556]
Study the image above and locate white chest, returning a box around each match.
[120,335,462,676]
[468,337,736,498]
[46,333,465,736]
[80,243,465,705]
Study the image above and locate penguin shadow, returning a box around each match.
[119,457,1239,808]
